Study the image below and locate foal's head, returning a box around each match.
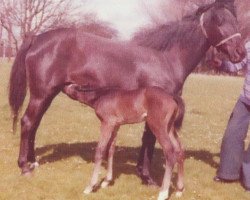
[199,1,245,63]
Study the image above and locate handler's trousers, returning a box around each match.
[217,98,250,189]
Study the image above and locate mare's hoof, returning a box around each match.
[136,166,158,187]
[21,165,33,176]
[83,186,93,194]
[147,178,158,187]
[21,170,32,177]
[30,162,39,169]
[141,175,158,187]
[20,162,38,176]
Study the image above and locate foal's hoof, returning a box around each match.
[83,186,94,194]
[101,179,113,188]
[157,190,169,200]
[175,188,184,198]
[101,181,109,188]
[175,191,183,198]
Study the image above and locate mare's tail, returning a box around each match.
[9,34,34,133]
[173,95,185,130]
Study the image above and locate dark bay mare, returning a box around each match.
[65,85,185,200]
[9,0,245,185]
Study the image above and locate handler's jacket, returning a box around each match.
[222,41,250,105]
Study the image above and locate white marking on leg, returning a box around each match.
[157,190,169,200]
[83,186,93,194]
[101,180,110,188]
[175,191,183,198]
[30,162,39,169]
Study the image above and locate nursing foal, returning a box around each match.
[64,85,185,200]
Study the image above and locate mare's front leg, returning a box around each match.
[137,124,157,186]
[18,93,57,175]
[84,122,115,194]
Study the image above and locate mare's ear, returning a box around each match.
[215,0,236,17]
[195,4,213,16]
[215,0,235,4]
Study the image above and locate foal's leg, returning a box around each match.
[170,131,185,197]
[158,135,175,200]
[101,129,118,188]
[84,122,116,194]
[18,93,58,174]
[147,125,175,200]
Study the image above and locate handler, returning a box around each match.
[213,40,250,191]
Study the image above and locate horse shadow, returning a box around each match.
[36,141,220,187]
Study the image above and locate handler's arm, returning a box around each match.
[221,57,247,73]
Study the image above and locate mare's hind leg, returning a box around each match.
[18,92,58,174]
[137,124,157,186]
[170,131,184,197]
[27,130,39,170]
[84,122,116,194]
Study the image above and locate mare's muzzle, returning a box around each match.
[216,34,246,63]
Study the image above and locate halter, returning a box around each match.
[199,13,241,47]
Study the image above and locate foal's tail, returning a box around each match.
[173,95,185,130]
[9,34,34,133]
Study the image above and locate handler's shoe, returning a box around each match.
[213,176,237,183]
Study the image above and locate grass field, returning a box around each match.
[0,60,249,200]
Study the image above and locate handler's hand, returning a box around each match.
[211,57,223,69]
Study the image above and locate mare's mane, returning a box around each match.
[132,2,234,51]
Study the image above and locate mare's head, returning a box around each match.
[199,0,245,63]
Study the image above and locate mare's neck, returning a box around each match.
[171,21,211,83]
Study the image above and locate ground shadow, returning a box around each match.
[36,142,220,186]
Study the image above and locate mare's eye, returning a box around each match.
[213,13,224,26]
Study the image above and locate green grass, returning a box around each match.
[0,60,249,200]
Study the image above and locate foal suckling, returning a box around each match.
[63,84,185,200]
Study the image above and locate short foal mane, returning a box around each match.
[132,2,233,51]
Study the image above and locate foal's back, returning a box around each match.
[94,88,147,124]
[94,87,178,127]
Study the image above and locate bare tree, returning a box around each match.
[0,0,119,58]
[0,0,79,52]
[71,13,118,39]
